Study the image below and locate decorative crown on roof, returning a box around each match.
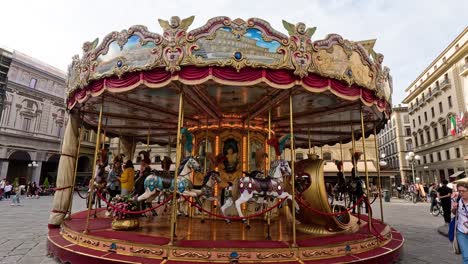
[67,16,392,104]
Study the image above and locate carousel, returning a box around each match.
[47,16,403,263]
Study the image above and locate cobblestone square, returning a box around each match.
[0,195,461,263]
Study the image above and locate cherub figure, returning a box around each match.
[158,16,194,47]
[157,16,195,73]
[282,20,317,77]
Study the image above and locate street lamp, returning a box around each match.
[405,152,421,184]
[28,161,39,183]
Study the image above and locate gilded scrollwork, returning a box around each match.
[217,252,251,258]
[130,247,164,255]
[67,16,392,104]
[172,250,211,259]
[80,237,100,247]
[302,249,334,257]
[256,251,295,259]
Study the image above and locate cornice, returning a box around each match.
[403,42,468,103]
[404,27,467,93]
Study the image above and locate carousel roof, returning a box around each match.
[66,16,393,148]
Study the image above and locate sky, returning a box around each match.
[0,0,466,105]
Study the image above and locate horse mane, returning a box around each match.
[250,170,266,179]
[161,156,172,171]
[268,160,281,178]
[177,157,191,175]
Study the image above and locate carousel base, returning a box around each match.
[47,209,403,264]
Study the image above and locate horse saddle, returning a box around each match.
[256,178,272,193]
[160,176,173,189]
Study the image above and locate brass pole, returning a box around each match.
[351,126,356,173]
[147,127,150,152]
[289,93,297,247]
[204,119,209,175]
[117,133,121,155]
[66,117,84,219]
[320,146,323,159]
[169,91,184,245]
[360,107,372,230]
[373,127,384,222]
[101,117,108,149]
[308,129,311,156]
[84,102,104,234]
[247,119,251,172]
[268,109,272,170]
[339,141,344,162]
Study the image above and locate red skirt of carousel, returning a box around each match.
[47,208,403,264]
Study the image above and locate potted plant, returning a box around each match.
[107,195,140,230]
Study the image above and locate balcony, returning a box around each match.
[440,78,451,90]
[461,62,468,76]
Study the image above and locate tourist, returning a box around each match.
[438,179,453,224]
[107,159,122,199]
[120,160,135,196]
[32,182,39,198]
[0,178,5,200]
[429,183,438,213]
[4,181,12,200]
[10,185,21,206]
[134,151,152,212]
[451,182,468,263]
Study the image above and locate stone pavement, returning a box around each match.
[0,194,461,263]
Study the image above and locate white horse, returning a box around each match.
[221,159,298,223]
[137,157,202,204]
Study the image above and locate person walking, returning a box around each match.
[438,179,453,224]
[429,183,438,213]
[4,181,12,200]
[451,182,468,263]
[120,160,135,196]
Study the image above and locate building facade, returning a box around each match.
[0,49,94,186]
[402,27,468,183]
[378,105,413,184]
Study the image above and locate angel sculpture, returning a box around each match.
[282,20,317,77]
[158,16,194,47]
[158,16,195,73]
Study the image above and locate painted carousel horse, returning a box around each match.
[189,171,222,220]
[222,159,298,223]
[137,156,202,206]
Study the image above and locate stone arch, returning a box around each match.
[40,154,60,186]
[7,150,32,186]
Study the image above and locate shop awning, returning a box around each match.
[450,171,465,178]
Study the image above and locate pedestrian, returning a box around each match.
[438,179,453,224]
[32,182,39,198]
[4,181,12,200]
[451,181,468,263]
[120,160,135,196]
[10,185,22,206]
[0,178,5,200]
[429,183,438,213]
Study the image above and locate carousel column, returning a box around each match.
[84,102,104,234]
[359,107,372,231]
[308,129,311,156]
[289,93,297,247]
[67,120,84,219]
[373,127,384,222]
[170,91,184,245]
[267,110,272,240]
[48,113,80,228]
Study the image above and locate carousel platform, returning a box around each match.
[47,209,403,264]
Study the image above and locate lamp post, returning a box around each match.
[405,152,421,184]
[28,161,39,183]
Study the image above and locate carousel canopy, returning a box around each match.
[66,16,393,147]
